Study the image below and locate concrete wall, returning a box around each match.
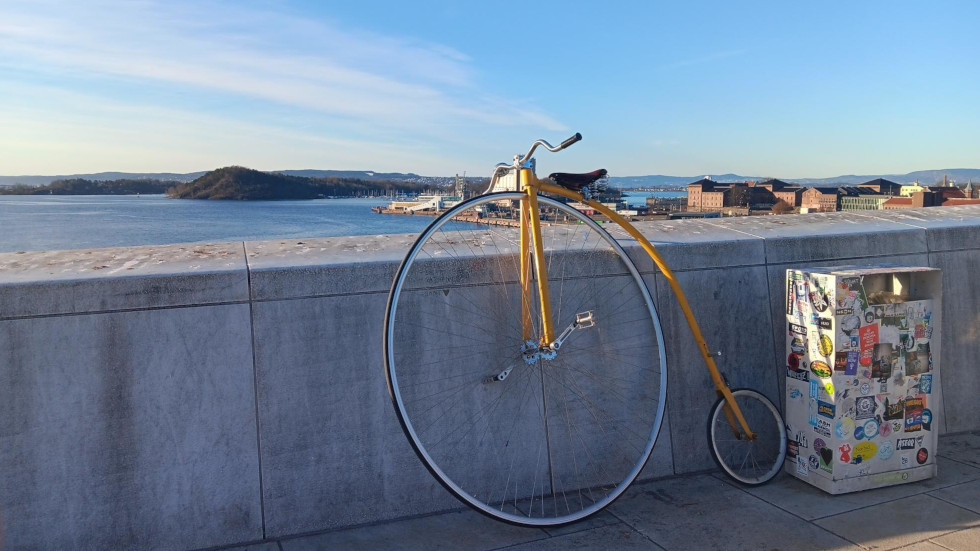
[1,206,978,549]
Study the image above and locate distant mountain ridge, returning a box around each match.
[0,169,430,187]
[2,168,979,188]
[608,169,980,188]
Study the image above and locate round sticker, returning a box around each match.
[818,334,834,356]
[880,422,892,437]
[809,455,820,470]
[865,311,875,323]
[836,418,855,439]
[814,438,826,452]
[878,441,894,460]
[854,425,865,440]
[917,448,929,465]
[788,353,801,370]
[860,383,871,395]
[853,442,878,462]
[824,381,835,395]
[863,420,879,439]
[811,361,832,378]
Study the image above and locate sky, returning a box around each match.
[0,0,978,178]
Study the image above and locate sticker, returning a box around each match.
[896,437,916,450]
[860,349,873,367]
[788,353,802,371]
[855,396,876,419]
[838,443,852,463]
[906,343,930,375]
[863,419,879,439]
[836,308,853,316]
[860,382,871,396]
[840,314,861,335]
[790,338,806,355]
[789,323,807,337]
[905,396,924,432]
[900,454,911,468]
[917,448,929,465]
[854,424,865,440]
[878,441,894,460]
[809,378,819,398]
[818,317,832,330]
[836,417,855,439]
[814,419,832,437]
[823,380,835,396]
[871,471,908,484]
[797,456,809,476]
[872,343,894,380]
[922,409,933,431]
[819,334,834,356]
[919,374,933,394]
[788,439,799,458]
[853,442,878,462]
[813,438,826,452]
[859,324,879,350]
[811,361,832,378]
[809,398,819,427]
[818,401,836,419]
[883,396,904,420]
[865,311,876,324]
[880,421,892,437]
[790,388,802,400]
[809,288,830,313]
[787,368,809,382]
[809,454,819,471]
[795,431,809,449]
[845,351,859,375]
[835,352,848,372]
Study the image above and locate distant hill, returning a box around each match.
[0,171,207,187]
[608,169,980,188]
[166,166,433,200]
[0,169,426,187]
[0,178,179,195]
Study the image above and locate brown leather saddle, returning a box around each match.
[548,169,608,191]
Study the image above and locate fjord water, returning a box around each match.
[0,192,681,253]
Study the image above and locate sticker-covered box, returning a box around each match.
[783,266,942,494]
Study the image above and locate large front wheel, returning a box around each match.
[707,388,787,486]
[384,192,668,526]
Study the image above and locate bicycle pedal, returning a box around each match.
[576,311,595,328]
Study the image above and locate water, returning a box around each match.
[621,190,686,207]
[0,191,686,253]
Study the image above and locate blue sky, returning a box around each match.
[1,1,977,177]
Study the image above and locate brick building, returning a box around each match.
[801,187,841,212]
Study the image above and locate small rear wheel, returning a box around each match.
[707,388,786,486]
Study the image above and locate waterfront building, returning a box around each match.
[840,190,889,210]
[857,178,902,195]
[801,186,842,212]
[900,182,927,197]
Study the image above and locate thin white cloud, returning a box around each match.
[0,0,566,172]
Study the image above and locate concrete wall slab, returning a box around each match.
[654,265,778,474]
[0,304,261,550]
[0,242,248,318]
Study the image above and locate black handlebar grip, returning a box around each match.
[560,133,583,149]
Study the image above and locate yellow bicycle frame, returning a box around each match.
[517,168,756,440]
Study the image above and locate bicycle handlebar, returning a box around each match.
[518,132,582,164]
[483,133,583,194]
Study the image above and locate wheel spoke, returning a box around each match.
[385,193,668,526]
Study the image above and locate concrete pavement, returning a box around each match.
[217,431,980,551]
